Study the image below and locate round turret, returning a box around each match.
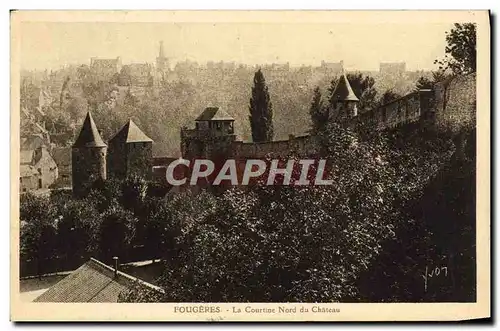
[71,112,107,198]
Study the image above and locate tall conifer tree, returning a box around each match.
[249,69,273,142]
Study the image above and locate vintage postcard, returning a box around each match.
[10,10,490,321]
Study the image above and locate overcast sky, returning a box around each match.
[18,21,454,71]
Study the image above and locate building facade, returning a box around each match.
[20,145,58,192]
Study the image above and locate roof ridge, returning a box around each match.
[89,258,164,293]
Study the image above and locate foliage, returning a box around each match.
[434,23,476,75]
[377,90,401,107]
[357,125,474,302]
[309,87,327,134]
[20,193,58,275]
[249,69,274,142]
[122,123,402,302]
[99,203,138,263]
[416,70,450,91]
[120,175,148,213]
[56,199,102,260]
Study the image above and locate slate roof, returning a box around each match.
[34,258,163,303]
[72,112,107,148]
[195,107,234,121]
[109,119,153,144]
[330,73,360,102]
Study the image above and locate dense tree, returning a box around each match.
[416,76,434,90]
[434,23,476,75]
[122,123,401,302]
[249,69,274,142]
[56,199,102,264]
[309,87,328,134]
[77,65,93,83]
[99,203,138,263]
[120,175,148,213]
[416,70,450,91]
[377,90,401,107]
[123,89,139,108]
[118,66,132,86]
[142,197,182,262]
[20,193,58,276]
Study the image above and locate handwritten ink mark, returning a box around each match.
[422,265,448,292]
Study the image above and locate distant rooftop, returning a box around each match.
[195,107,234,121]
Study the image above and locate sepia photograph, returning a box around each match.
[10,10,490,321]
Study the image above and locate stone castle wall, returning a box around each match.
[232,135,317,158]
[357,89,433,130]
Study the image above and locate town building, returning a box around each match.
[90,57,122,80]
[320,60,344,76]
[20,145,58,192]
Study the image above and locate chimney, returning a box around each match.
[112,256,119,278]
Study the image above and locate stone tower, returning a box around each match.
[72,112,107,198]
[329,71,360,121]
[107,119,154,180]
[181,107,236,160]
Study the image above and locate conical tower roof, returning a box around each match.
[73,112,107,148]
[331,73,359,102]
[109,119,153,144]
